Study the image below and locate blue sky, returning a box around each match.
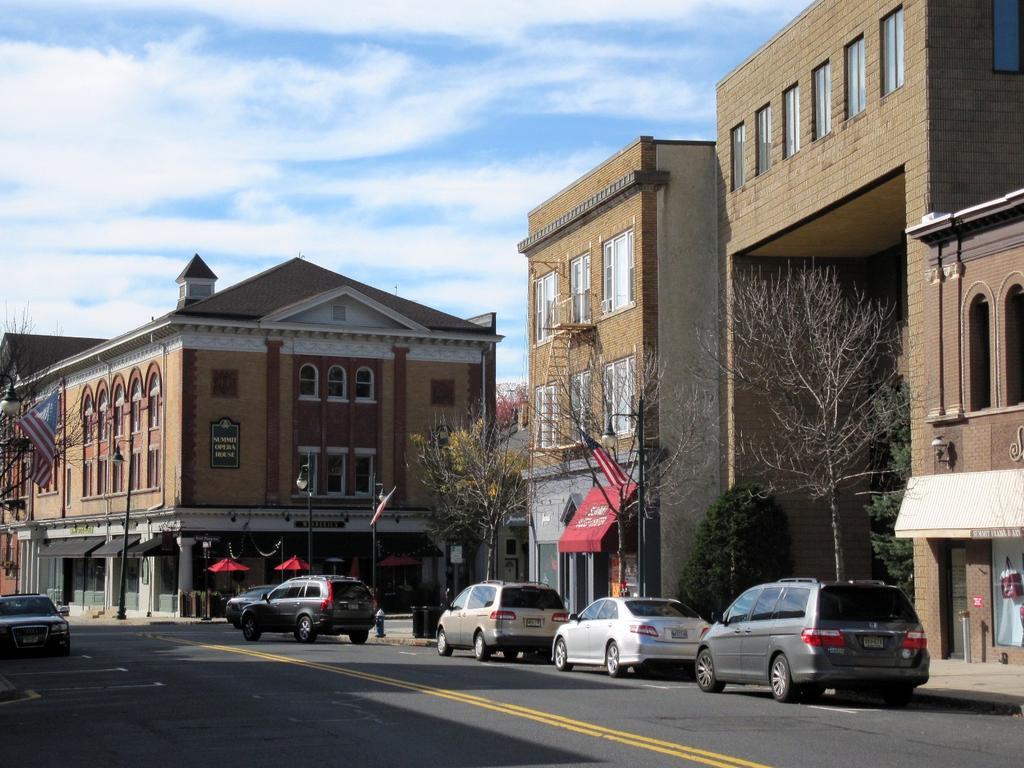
[0,0,809,382]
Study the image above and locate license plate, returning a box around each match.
[862,635,885,649]
[20,632,44,645]
[524,617,543,628]
[670,629,689,639]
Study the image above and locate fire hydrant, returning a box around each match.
[375,608,386,638]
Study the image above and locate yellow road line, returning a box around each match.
[0,689,40,705]
[153,635,772,768]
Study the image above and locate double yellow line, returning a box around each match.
[155,635,771,768]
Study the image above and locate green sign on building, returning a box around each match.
[211,418,240,469]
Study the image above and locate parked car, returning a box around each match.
[0,594,71,656]
[552,597,709,677]
[436,581,568,661]
[225,585,274,628]
[694,578,930,706]
[239,576,375,644]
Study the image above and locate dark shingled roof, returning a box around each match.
[174,258,489,333]
[2,333,106,378]
[177,253,217,281]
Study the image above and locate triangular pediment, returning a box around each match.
[262,286,429,332]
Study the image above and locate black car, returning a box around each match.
[239,576,375,644]
[0,595,71,656]
[225,585,274,628]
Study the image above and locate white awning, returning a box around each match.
[895,469,1024,538]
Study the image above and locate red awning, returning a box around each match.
[558,484,636,554]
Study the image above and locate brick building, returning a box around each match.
[0,255,499,616]
[898,190,1024,663]
[717,0,1024,601]
[519,137,719,608]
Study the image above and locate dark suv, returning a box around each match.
[695,579,929,706]
[239,576,375,644]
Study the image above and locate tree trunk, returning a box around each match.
[830,485,845,581]
[484,528,496,580]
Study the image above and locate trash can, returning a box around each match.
[411,606,426,639]
[424,606,444,638]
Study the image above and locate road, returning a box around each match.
[1,625,1021,767]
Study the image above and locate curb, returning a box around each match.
[914,689,1024,716]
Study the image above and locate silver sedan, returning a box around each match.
[552,597,709,677]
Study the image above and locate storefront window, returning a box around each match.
[993,539,1024,647]
[537,543,558,588]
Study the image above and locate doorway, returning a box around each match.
[945,544,967,658]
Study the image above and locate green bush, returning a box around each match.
[678,484,792,620]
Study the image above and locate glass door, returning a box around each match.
[945,545,967,658]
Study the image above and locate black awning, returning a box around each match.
[127,537,178,558]
[38,537,106,558]
[92,536,140,557]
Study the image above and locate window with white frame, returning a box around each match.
[147,447,160,489]
[83,460,93,497]
[327,451,346,495]
[129,450,141,491]
[784,84,800,158]
[354,454,374,495]
[756,104,772,174]
[846,37,866,117]
[534,384,557,449]
[603,357,635,435]
[731,123,746,190]
[131,380,142,433]
[355,367,374,400]
[534,271,557,342]
[602,231,634,313]
[299,364,318,398]
[113,384,124,437]
[99,456,109,495]
[298,449,319,495]
[98,391,109,440]
[882,7,904,95]
[148,375,161,429]
[83,395,94,443]
[570,254,590,323]
[327,366,346,399]
[65,467,73,507]
[814,62,832,139]
[570,370,592,430]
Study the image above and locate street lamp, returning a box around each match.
[0,374,21,416]
[601,394,646,597]
[110,429,135,620]
[371,481,384,598]
[295,464,312,572]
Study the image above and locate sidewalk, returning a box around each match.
[3,617,1023,714]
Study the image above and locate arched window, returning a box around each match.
[969,294,992,411]
[112,384,124,437]
[1005,286,1024,405]
[83,394,94,443]
[355,367,374,401]
[98,391,109,441]
[299,364,318,398]
[327,366,346,399]
[148,374,161,428]
[131,380,143,432]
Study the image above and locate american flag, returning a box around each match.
[580,430,629,487]
[17,390,59,488]
[370,486,397,527]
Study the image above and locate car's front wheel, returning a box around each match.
[436,627,453,657]
[695,649,725,693]
[553,638,573,672]
[295,615,317,643]
[770,653,799,703]
[605,641,623,678]
[473,631,491,661]
[241,614,261,642]
[348,630,369,645]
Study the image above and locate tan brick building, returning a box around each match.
[718,0,1024,656]
[0,256,498,616]
[519,137,719,608]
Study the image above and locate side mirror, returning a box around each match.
[568,613,579,622]
[57,605,70,617]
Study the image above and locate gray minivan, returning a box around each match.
[695,579,929,706]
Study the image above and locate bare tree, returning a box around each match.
[412,417,528,580]
[721,264,902,580]
[495,381,528,431]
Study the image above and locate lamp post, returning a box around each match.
[371,480,384,598]
[0,374,21,417]
[602,394,645,597]
[295,464,313,572]
[110,429,135,620]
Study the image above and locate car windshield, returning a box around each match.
[240,587,269,599]
[818,586,919,622]
[625,600,700,619]
[333,582,372,601]
[499,587,564,610]
[0,597,56,616]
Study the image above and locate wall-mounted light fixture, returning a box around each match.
[931,435,952,464]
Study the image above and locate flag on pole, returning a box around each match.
[16,390,59,487]
[580,429,629,487]
[370,486,397,527]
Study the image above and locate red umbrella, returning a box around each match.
[378,554,421,567]
[275,555,310,572]
[208,557,250,573]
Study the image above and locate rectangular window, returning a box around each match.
[65,468,73,507]
[570,370,592,429]
[994,0,1023,71]
[83,461,93,498]
[354,455,374,496]
[129,451,141,491]
[784,85,800,158]
[756,105,772,174]
[327,452,346,495]
[534,384,557,449]
[99,458,109,495]
[814,62,832,139]
[298,449,319,495]
[534,271,557,342]
[882,8,905,95]
[602,230,634,313]
[846,37,866,117]
[730,123,746,189]
[147,448,160,489]
[603,357,635,435]
[570,253,590,323]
